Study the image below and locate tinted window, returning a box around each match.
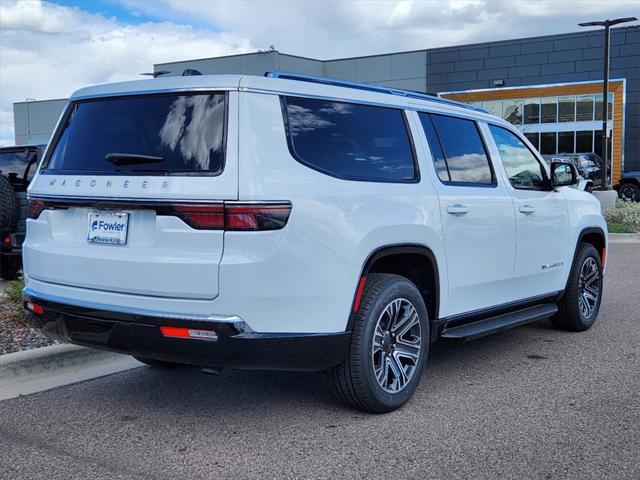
[418,114,449,182]
[503,99,523,125]
[489,125,546,189]
[576,95,594,121]
[558,96,575,122]
[540,132,557,154]
[44,94,226,174]
[423,114,493,185]
[541,97,557,123]
[524,98,540,124]
[0,148,38,179]
[575,131,593,153]
[558,131,575,153]
[282,96,416,182]
[524,132,540,151]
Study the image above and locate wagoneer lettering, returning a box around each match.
[23,72,607,413]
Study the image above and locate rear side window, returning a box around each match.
[43,93,226,175]
[282,96,417,182]
[0,148,38,180]
[419,113,494,185]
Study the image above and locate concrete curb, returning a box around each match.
[608,233,640,243]
[0,343,142,401]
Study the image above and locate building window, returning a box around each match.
[540,132,557,154]
[558,96,575,122]
[541,97,557,123]
[558,131,575,153]
[576,131,594,153]
[576,95,594,121]
[524,98,540,124]
[503,99,523,125]
[595,93,614,121]
[483,100,503,118]
[594,131,612,160]
[524,132,540,151]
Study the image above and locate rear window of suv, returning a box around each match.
[281,96,417,182]
[42,93,226,175]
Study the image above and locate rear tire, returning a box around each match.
[134,356,185,368]
[0,176,18,232]
[551,243,603,332]
[332,273,429,413]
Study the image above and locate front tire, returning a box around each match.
[551,243,603,332]
[332,274,429,413]
[618,182,639,202]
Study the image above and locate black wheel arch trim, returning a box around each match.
[346,244,440,333]
[563,226,606,293]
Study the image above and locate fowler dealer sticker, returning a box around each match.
[87,212,129,246]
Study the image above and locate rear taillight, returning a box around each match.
[174,204,225,230]
[26,302,44,315]
[28,198,46,219]
[225,204,291,231]
[173,203,291,231]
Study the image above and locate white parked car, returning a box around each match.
[23,72,607,413]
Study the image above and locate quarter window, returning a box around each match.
[282,96,417,182]
[489,125,546,189]
[420,113,494,185]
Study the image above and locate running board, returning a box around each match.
[441,303,558,342]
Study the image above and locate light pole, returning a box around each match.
[579,17,637,190]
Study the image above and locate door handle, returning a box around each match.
[446,204,470,215]
[519,205,536,214]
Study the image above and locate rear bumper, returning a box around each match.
[24,294,350,372]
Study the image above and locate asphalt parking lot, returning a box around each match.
[0,242,638,480]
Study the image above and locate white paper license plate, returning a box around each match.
[87,212,129,245]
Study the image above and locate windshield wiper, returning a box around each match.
[105,153,164,166]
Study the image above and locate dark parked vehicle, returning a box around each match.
[541,155,594,193]
[546,153,607,189]
[0,144,44,279]
[615,171,640,202]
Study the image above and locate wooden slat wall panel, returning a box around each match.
[442,81,625,181]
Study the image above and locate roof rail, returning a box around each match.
[264,71,487,113]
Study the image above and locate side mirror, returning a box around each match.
[551,161,578,187]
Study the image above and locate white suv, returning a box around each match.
[23,72,607,413]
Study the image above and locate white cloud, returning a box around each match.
[1,0,638,145]
[122,0,638,58]
[0,0,253,145]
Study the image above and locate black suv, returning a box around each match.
[0,144,44,280]
[546,153,606,189]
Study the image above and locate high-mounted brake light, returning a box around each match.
[28,198,46,219]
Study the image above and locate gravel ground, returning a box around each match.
[0,242,638,480]
[0,289,57,355]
